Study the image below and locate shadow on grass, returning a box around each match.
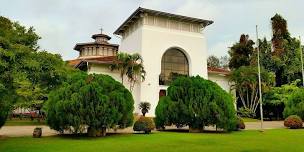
[158,128,233,134]
[50,132,134,140]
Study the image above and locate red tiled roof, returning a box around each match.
[67,56,117,67]
[68,57,230,76]
[207,67,230,75]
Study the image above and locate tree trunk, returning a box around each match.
[189,127,204,133]
[87,127,106,137]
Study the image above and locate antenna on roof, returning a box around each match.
[100,27,103,34]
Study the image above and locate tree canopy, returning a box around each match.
[0,16,71,127]
[155,76,237,131]
[228,34,255,70]
[110,52,146,91]
[45,72,134,136]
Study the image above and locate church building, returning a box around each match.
[69,7,231,116]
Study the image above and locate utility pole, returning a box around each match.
[299,36,304,86]
[256,25,264,131]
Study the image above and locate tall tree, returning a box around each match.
[219,55,230,69]
[271,14,290,57]
[110,52,145,91]
[207,55,220,68]
[0,16,71,127]
[270,14,302,86]
[126,53,146,91]
[228,34,255,69]
[110,52,129,84]
[0,16,40,127]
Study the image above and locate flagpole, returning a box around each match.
[299,36,304,87]
[256,25,264,131]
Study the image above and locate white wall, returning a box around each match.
[119,24,208,116]
[208,73,230,93]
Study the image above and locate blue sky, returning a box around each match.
[0,0,303,60]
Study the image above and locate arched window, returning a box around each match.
[160,48,189,85]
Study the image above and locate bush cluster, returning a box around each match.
[236,117,245,130]
[133,116,155,134]
[284,115,303,129]
[155,76,237,132]
[46,72,134,136]
[283,89,304,119]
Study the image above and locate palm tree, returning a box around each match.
[109,53,129,84]
[139,102,151,117]
[110,52,146,91]
[126,53,146,91]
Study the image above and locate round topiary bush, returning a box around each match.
[155,76,237,132]
[133,116,155,134]
[46,72,134,137]
[284,115,303,129]
[236,117,245,130]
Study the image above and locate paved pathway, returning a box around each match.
[245,121,284,130]
[0,126,56,137]
[0,121,285,137]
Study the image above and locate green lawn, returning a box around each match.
[243,118,260,122]
[1,129,304,152]
[4,119,46,126]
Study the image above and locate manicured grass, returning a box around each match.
[4,119,46,126]
[1,129,304,152]
[243,117,260,122]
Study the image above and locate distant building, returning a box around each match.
[69,7,233,116]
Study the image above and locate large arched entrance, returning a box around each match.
[159,48,189,85]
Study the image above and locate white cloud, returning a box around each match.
[0,0,303,60]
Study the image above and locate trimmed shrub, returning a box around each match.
[155,76,237,132]
[284,115,303,129]
[283,89,304,119]
[133,116,155,134]
[33,127,42,138]
[46,72,134,137]
[236,117,245,130]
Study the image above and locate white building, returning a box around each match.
[69,7,232,116]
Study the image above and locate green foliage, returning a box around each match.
[284,115,303,129]
[207,55,220,68]
[155,76,237,131]
[269,14,302,86]
[237,107,256,118]
[0,16,72,127]
[133,116,155,134]
[155,96,172,128]
[230,66,275,115]
[110,52,146,91]
[283,89,304,119]
[45,72,134,136]
[236,116,245,130]
[228,34,255,69]
[138,102,151,116]
[0,100,9,128]
[264,80,300,106]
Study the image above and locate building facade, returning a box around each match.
[69,7,232,116]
